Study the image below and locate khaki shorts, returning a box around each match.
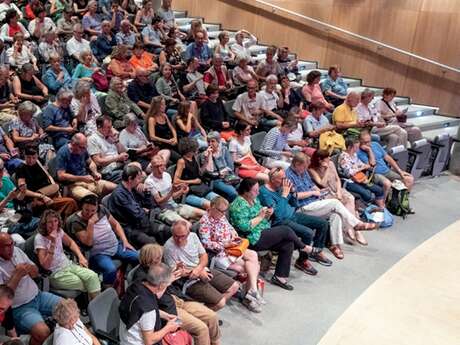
[186,269,235,306]
[374,170,401,185]
[69,180,114,200]
[159,204,198,224]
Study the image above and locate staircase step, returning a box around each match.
[406,104,439,118]
[207,30,237,39]
[407,115,460,131]
[342,77,362,87]
[249,45,268,56]
[421,126,459,140]
[297,61,318,71]
[175,17,200,25]
[173,11,187,18]
[178,23,221,32]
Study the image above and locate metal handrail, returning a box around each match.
[237,0,460,74]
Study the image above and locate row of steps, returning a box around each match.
[174,15,459,141]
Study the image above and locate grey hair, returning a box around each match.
[266,74,278,84]
[144,263,173,287]
[53,299,80,327]
[110,76,123,90]
[17,101,37,115]
[207,131,221,141]
[124,113,138,127]
[213,54,223,62]
[71,133,86,145]
[79,49,92,60]
[73,23,83,31]
[56,88,73,100]
[360,88,375,100]
[171,219,190,234]
[73,80,92,99]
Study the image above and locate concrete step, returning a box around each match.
[408,115,460,132]
[174,11,187,18]
[178,23,221,32]
[207,30,237,39]
[297,61,318,71]
[342,77,362,87]
[406,104,439,118]
[421,125,459,141]
[175,17,199,26]
[249,45,268,56]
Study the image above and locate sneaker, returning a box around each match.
[294,259,318,275]
[309,252,333,267]
[242,297,262,313]
[246,290,267,305]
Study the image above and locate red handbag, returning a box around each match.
[162,330,193,345]
[92,71,109,92]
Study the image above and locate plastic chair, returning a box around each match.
[250,131,268,163]
[407,139,432,179]
[429,133,452,177]
[88,288,120,345]
[388,145,409,173]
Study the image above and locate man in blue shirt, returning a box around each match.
[285,152,376,259]
[56,133,116,200]
[358,130,414,199]
[185,31,212,72]
[259,168,332,274]
[42,89,77,150]
[321,65,348,107]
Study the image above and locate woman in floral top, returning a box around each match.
[338,137,385,208]
[229,178,314,291]
[199,196,263,310]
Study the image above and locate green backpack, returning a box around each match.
[386,186,411,219]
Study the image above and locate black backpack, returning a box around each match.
[386,187,411,219]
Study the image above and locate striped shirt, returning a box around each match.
[260,127,291,159]
[285,167,319,207]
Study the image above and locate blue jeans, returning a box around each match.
[345,181,385,202]
[185,191,219,209]
[282,212,329,249]
[213,180,238,202]
[13,291,61,334]
[53,136,70,150]
[4,157,24,175]
[89,242,139,284]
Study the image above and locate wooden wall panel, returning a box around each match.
[173,0,460,116]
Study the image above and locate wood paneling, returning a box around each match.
[174,0,460,116]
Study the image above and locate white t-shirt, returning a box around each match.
[66,37,91,59]
[0,247,39,308]
[287,123,304,142]
[144,172,177,207]
[260,89,279,111]
[87,132,122,174]
[34,229,70,273]
[119,310,157,345]
[232,92,264,120]
[163,232,206,268]
[53,319,92,345]
[119,128,149,150]
[228,136,252,160]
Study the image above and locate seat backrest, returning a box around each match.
[166,164,176,177]
[88,288,120,338]
[126,264,140,285]
[24,233,39,266]
[250,131,267,152]
[46,157,59,180]
[430,134,452,176]
[389,145,409,173]
[223,99,236,121]
[101,194,111,208]
[410,139,431,178]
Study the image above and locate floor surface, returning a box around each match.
[219,174,460,345]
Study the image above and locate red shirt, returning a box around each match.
[204,68,226,87]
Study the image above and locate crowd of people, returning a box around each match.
[0,0,420,344]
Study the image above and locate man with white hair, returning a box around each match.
[116,19,137,47]
[66,24,91,63]
[163,220,239,311]
[260,74,284,128]
[332,91,364,135]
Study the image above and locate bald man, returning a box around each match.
[0,233,61,345]
[332,91,364,133]
[55,133,116,200]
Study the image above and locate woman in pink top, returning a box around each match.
[302,70,334,112]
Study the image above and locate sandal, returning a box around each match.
[328,245,344,260]
[354,222,378,231]
[355,231,368,246]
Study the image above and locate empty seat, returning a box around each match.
[429,133,452,177]
[449,127,460,175]
[88,288,120,345]
[408,139,431,179]
[389,145,409,173]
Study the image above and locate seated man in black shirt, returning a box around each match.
[127,68,159,112]
[106,164,158,248]
[15,146,78,219]
[199,85,233,140]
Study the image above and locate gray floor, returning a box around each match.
[219,174,460,345]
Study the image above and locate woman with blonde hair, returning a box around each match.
[199,196,264,312]
[174,101,207,149]
[53,299,101,345]
[108,44,136,80]
[133,244,221,345]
